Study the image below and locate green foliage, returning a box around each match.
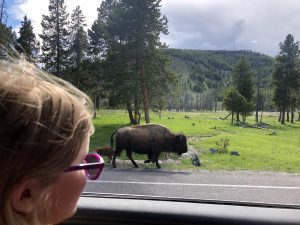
[223,87,250,123]
[15,15,39,62]
[39,0,70,75]
[88,0,117,58]
[0,23,16,52]
[215,137,230,153]
[68,5,89,89]
[89,0,178,123]
[0,0,8,24]
[272,34,300,124]
[228,57,255,122]
[232,57,255,102]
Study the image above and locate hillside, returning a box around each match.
[163,49,274,94]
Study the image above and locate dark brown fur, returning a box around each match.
[111,124,188,168]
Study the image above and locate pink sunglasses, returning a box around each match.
[64,153,104,180]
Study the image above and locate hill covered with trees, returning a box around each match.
[163,49,275,111]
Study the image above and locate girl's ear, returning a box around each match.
[11,179,42,214]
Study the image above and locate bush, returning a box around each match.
[215,137,230,153]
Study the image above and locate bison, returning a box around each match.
[95,146,114,164]
[111,124,188,168]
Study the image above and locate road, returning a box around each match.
[84,167,300,205]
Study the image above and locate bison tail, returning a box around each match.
[110,130,118,148]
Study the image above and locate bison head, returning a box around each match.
[173,134,188,155]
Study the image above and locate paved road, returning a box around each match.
[84,167,300,205]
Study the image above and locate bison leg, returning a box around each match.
[154,153,161,169]
[144,151,152,163]
[151,143,162,168]
[150,150,161,168]
[126,150,139,168]
[112,150,120,168]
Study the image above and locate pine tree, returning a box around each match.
[232,57,254,102]
[69,5,88,89]
[273,34,300,124]
[231,57,254,122]
[89,0,177,124]
[88,0,117,58]
[40,0,69,75]
[0,0,15,55]
[16,15,39,62]
[112,0,170,123]
[223,87,251,124]
[0,24,16,59]
[0,0,7,24]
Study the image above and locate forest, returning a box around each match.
[0,0,299,125]
[163,49,275,113]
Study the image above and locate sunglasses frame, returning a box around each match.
[64,153,105,180]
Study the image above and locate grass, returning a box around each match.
[90,109,300,173]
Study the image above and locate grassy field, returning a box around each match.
[90,109,300,173]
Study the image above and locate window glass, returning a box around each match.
[5,0,300,207]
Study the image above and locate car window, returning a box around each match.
[3,0,300,209]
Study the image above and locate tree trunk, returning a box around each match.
[278,111,281,122]
[133,89,139,124]
[260,110,264,124]
[142,83,150,123]
[214,100,217,113]
[94,94,100,110]
[255,74,261,124]
[231,112,234,124]
[291,110,294,123]
[76,36,80,89]
[223,113,232,120]
[286,108,290,122]
[92,94,97,119]
[137,111,141,124]
[126,102,136,125]
[56,0,60,76]
[255,109,259,123]
[281,106,286,124]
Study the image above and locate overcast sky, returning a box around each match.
[6,0,300,57]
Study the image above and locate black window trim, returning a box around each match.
[62,192,300,225]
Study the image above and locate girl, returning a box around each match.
[0,57,104,225]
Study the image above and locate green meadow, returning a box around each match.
[90,110,300,173]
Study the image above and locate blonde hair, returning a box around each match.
[0,56,95,225]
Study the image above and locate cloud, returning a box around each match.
[10,0,102,38]
[9,0,300,56]
[161,0,300,56]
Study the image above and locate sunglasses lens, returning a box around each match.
[84,154,102,179]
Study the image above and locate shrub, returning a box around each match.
[215,137,230,153]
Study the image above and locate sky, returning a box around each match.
[4,0,300,57]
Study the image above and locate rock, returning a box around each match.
[191,154,201,167]
[230,151,240,156]
[209,148,218,154]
